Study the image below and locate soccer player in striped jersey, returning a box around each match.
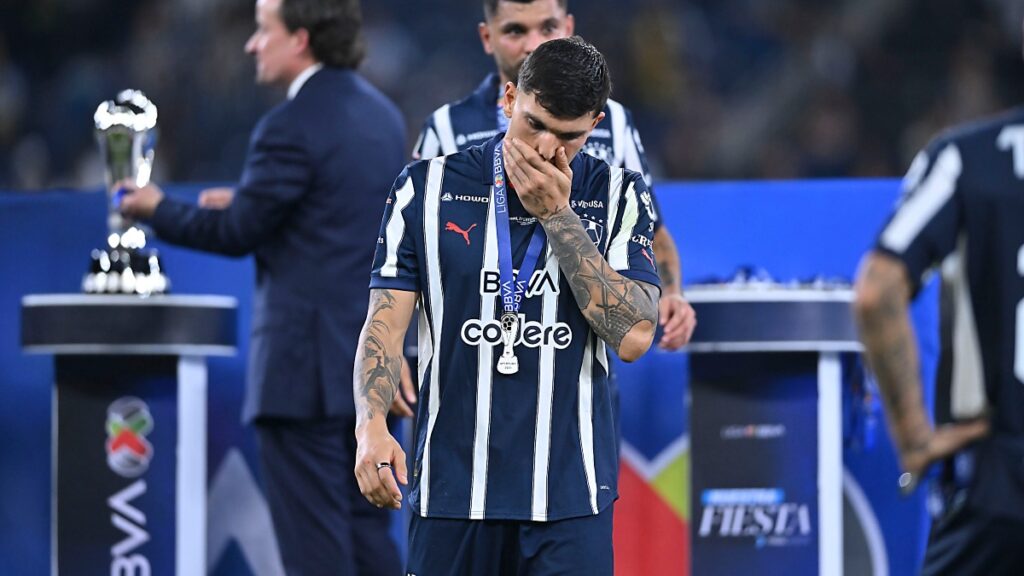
[354,37,658,574]
[412,0,695,352]
[854,84,1024,572]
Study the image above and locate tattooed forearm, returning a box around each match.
[653,227,682,295]
[355,289,404,426]
[541,207,658,357]
[854,254,930,451]
[658,259,676,292]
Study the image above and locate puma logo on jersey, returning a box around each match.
[642,248,655,268]
[446,221,477,245]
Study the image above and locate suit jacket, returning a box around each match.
[150,67,407,422]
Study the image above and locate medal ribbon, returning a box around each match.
[492,140,546,318]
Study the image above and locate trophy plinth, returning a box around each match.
[87,89,169,296]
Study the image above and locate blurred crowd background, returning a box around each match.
[1,0,1024,190]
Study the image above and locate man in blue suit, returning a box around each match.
[120,0,406,573]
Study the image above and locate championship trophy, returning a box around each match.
[85,89,169,295]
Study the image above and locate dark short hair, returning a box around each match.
[483,0,568,20]
[280,0,364,69]
[517,36,610,119]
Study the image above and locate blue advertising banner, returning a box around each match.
[691,353,821,576]
[0,180,936,575]
[55,355,178,574]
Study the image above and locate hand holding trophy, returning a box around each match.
[85,90,169,295]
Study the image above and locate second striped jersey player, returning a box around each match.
[409,0,696,352]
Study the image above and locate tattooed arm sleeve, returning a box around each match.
[541,207,659,362]
[853,252,932,455]
[653,225,682,296]
[354,288,418,427]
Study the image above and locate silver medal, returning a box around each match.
[497,312,519,375]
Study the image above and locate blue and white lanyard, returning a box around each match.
[492,140,545,373]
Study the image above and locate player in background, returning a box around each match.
[389,0,694,421]
[415,0,692,348]
[854,30,1024,570]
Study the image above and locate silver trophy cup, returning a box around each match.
[86,90,168,295]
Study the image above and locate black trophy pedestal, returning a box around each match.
[21,294,236,576]
[685,287,860,576]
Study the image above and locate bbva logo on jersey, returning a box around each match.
[479,269,559,298]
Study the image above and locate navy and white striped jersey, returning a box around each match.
[413,73,663,229]
[370,135,659,522]
[876,107,1024,517]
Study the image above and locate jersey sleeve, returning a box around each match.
[876,136,965,294]
[605,171,661,289]
[412,116,441,161]
[370,165,423,292]
[621,107,662,231]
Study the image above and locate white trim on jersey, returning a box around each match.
[420,157,447,517]
[432,105,458,156]
[578,334,599,514]
[608,180,640,271]
[596,338,609,375]
[594,165,617,377]
[880,144,963,254]
[604,167,624,255]
[380,177,416,277]
[417,300,432,388]
[469,190,499,519]
[531,251,562,521]
[901,150,930,194]
[942,235,988,418]
[623,129,652,190]
[1018,245,1024,384]
[416,126,441,160]
[610,100,653,192]
[607,99,627,167]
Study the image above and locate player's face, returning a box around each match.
[479,0,575,85]
[245,0,303,86]
[502,83,603,163]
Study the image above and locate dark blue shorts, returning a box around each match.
[922,498,1024,576]
[406,506,613,576]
